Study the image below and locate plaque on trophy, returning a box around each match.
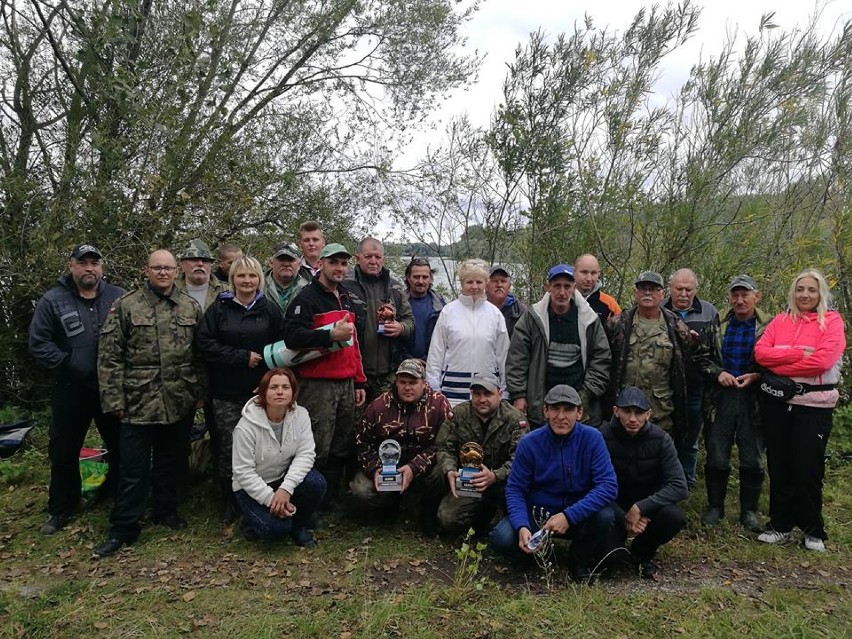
[377,439,403,492]
[455,441,484,499]
[376,303,396,334]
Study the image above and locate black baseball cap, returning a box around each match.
[69,244,102,260]
[614,386,651,411]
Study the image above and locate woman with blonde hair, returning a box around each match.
[754,269,845,551]
[426,259,509,405]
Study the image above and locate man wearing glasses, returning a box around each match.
[93,250,207,557]
[610,271,713,481]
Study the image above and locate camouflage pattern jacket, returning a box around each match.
[175,274,227,311]
[356,385,452,478]
[98,284,207,424]
[434,400,528,484]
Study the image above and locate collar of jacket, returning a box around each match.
[458,293,488,309]
[609,415,651,440]
[663,295,702,315]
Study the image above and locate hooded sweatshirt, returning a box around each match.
[231,398,316,505]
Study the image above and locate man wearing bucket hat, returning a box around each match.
[264,242,309,313]
[489,385,617,583]
[176,239,227,311]
[601,386,688,580]
[350,358,452,533]
[610,271,714,482]
[283,243,367,509]
[506,263,611,428]
[29,243,125,535]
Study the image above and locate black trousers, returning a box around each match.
[607,502,685,562]
[48,382,120,517]
[108,414,192,542]
[759,400,833,539]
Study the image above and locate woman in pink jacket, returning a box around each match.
[754,269,845,551]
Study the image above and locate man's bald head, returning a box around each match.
[669,268,699,311]
[147,250,178,293]
[574,254,601,295]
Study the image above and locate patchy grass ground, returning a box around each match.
[1,422,851,638]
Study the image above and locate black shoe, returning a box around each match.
[570,567,598,585]
[241,520,259,541]
[40,514,71,535]
[639,559,659,580]
[291,527,317,548]
[151,514,188,530]
[93,538,126,558]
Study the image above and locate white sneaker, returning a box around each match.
[804,535,826,552]
[758,530,793,544]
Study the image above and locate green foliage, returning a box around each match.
[447,528,487,604]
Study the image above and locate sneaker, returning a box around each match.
[39,514,71,535]
[757,529,793,544]
[804,535,826,552]
[639,559,659,580]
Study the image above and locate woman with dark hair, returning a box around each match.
[754,269,845,552]
[232,367,326,546]
[196,256,286,522]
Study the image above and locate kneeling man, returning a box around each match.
[350,359,452,530]
[489,385,617,582]
[601,387,688,579]
[431,373,527,536]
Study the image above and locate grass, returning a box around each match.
[1,417,851,638]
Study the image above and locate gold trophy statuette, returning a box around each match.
[456,442,485,499]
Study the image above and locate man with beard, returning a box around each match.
[29,244,125,534]
[176,239,226,311]
[401,257,445,361]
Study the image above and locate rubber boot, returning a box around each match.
[739,468,764,533]
[702,467,729,526]
[419,494,440,538]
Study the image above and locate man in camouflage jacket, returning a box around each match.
[431,373,528,536]
[93,249,206,558]
[350,359,452,533]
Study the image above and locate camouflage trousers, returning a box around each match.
[349,470,431,514]
[428,466,504,536]
[211,399,244,480]
[298,377,356,469]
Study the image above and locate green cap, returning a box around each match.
[319,243,352,259]
[180,239,214,261]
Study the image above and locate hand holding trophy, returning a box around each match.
[455,441,485,499]
[376,439,403,492]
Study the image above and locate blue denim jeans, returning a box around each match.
[235,469,326,542]
[676,389,704,487]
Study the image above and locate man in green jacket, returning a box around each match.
[175,239,227,311]
[431,373,528,536]
[506,264,612,428]
[94,249,207,558]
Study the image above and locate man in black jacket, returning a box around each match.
[601,387,688,579]
[29,244,125,534]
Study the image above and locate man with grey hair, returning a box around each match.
[662,268,719,489]
[264,242,309,312]
[345,237,414,403]
[486,265,527,339]
[176,239,227,311]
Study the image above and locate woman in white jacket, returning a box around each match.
[426,259,510,406]
[232,367,326,546]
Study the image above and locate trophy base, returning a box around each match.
[455,477,482,499]
[377,473,402,492]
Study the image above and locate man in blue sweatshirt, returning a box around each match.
[489,385,617,582]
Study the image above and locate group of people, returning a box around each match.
[28,225,845,579]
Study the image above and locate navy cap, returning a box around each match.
[547,264,575,281]
[614,386,651,411]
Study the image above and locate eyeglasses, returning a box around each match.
[149,265,177,273]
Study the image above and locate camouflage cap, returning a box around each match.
[180,239,214,261]
[634,270,664,288]
[396,358,426,379]
[272,242,300,260]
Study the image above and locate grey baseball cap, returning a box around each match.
[543,384,581,406]
[470,372,500,393]
[634,271,664,288]
[729,274,758,291]
[614,386,651,411]
[489,264,512,278]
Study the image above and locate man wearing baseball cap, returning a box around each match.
[486,265,527,339]
[176,238,226,311]
[490,384,617,582]
[284,242,367,510]
[506,263,611,427]
[601,387,688,580]
[610,271,713,481]
[431,372,528,536]
[29,244,125,534]
[701,275,771,532]
[264,242,309,312]
[350,358,452,533]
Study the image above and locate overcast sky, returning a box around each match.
[403,0,849,160]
